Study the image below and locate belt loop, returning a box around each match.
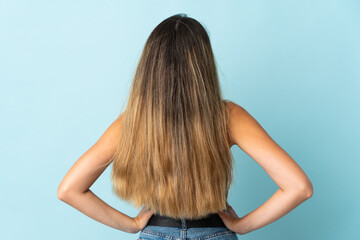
[181,218,187,230]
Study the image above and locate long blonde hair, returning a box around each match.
[110,13,235,220]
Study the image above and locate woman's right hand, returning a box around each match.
[216,203,242,234]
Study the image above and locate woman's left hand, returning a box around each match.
[131,207,155,233]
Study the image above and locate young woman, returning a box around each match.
[57,13,313,239]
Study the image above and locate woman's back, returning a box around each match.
[58,13,313,239]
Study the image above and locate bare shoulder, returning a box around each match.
[224,100,313,194]
[226,100,273,149]
[225,100,258,148]
[107,112,125,146]
[57,112,125,196]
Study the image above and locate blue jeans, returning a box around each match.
[138,219,238,240]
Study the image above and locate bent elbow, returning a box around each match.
[305,186,313,198]
[299,182,314,199]
[57,189,67,201]
[57,184,71,202]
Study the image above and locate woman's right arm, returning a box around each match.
[221,102,313,235]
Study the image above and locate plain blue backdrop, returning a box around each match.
[0,0,359,239]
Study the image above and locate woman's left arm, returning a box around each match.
[57,114,154,233]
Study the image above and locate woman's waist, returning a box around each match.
[147,212,226,228]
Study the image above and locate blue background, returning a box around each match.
[1,0,359,239]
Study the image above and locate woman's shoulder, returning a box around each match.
[224,100,254,148]
[224,100,239,147]
[225,100,271,152]
[224,100,246,114]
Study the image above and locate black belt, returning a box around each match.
[147,212,226,228]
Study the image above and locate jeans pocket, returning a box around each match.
[200,229,238,240]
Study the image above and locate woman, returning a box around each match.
[57,13,313,239]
